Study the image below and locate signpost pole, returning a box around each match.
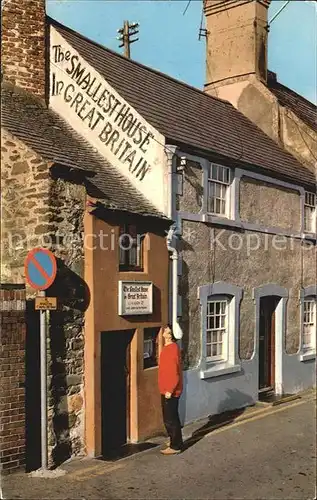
[25,248,65,477]
[39,290,48,470]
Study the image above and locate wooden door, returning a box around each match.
[101,330,134,457]
[259,297,278,391]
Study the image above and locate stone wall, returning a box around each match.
[203,0,316,174]
[0,286,26,475]
[1,129,51,283]
[178,159,316,368]
[236,81,317,171]
[47,178,86,466]
[178,160,203,214]
[206,78,317,173]
[1,128,86,467]
[179,222,316,368]
[281,107,317,174]
[240,177,301,231]
[1,0,46,100]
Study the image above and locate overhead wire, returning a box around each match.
[182,0,192,16]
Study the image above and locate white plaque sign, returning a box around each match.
[118,281,153,316]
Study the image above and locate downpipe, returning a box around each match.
[166,225,183,340]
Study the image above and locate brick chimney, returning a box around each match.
[1,0,47,100]
[204,0,271,95]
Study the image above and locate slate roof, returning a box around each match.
[268,72,317,133]
[1,83,164,219]
[51,19,315,188]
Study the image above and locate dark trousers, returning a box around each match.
[161,395,183,450]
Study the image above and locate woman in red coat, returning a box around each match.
[158,325,183,455]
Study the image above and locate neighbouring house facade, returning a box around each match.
[1,0,316,469]
[204,0,317,172]
[1,0,171,468]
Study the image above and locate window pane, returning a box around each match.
[119,246,125,265]
[119,225,144,270]
[221,200,226,215]
[205,300,228,361]
[208,182,215,197]
[206,344,212,358]
[129,245,137,266]
[215,184,221,197]
[143,327,160,369]
[224,168,229,184]
[304,192,316,233]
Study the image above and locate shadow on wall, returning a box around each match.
[48,258,90,467]
[178,250,194,370]
[181,388,255,452]
[25,300,41,472]
[25,259,91,470]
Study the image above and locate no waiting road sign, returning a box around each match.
[24,248,57,291]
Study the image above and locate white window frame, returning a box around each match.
[207,163,231,218]
[300,285,317,362]
[198,281,243,379]
[303,299,315,352]
[206,298,228,362]
[304,191,316,234]
[143,338,153,359]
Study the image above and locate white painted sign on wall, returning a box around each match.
[49,27,167,213]
[118,281,153,315]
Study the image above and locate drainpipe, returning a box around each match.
[166,228,183,341]
[165,145,183,339]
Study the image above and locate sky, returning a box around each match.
[47,0,317,104]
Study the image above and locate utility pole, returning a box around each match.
[117,20,139,59]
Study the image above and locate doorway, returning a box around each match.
[259,297,279,393]
[101,330,134,457]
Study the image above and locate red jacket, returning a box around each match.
[158,342,183,397]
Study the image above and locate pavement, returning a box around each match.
[1,389,316,500]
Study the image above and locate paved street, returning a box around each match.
[2,396,316,500]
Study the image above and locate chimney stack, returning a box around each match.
[1,0,47,100]
[204,0,271,95]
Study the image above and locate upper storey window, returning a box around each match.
[207,164,231,217]
[304,191,316,234]
[119,224,144,271]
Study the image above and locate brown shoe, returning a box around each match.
[160,447,181,455]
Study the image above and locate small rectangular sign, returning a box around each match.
[35,297,57,311]
[118,281,153,316]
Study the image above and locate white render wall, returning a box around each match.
[179,354,315,426]
[49,27,168,214]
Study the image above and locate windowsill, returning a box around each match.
[300,352,316,362]
[178,211,310,240]
[200,363,241,380]
[143,365,158,371]
[119,268,144,273]
[302,233,317,242]
[202,213,238,228]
